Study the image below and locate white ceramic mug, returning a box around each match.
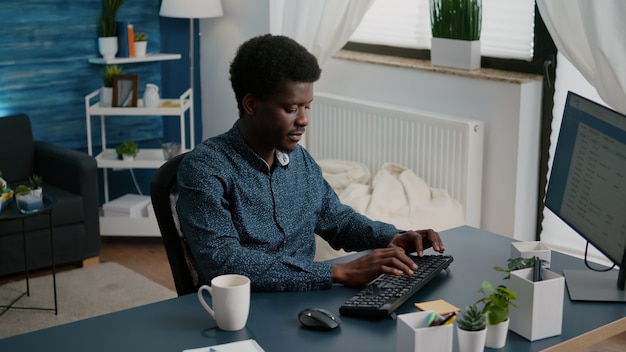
[197,274,250,331]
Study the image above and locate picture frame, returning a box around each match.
[112,74,138,107]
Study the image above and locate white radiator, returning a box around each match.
[306,92,484,227]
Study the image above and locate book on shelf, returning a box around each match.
[128,23,135,57]
[116,21,130,58]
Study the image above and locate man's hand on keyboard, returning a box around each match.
[331,247,419,287]
[388,229,445,257]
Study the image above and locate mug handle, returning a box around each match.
[197,285,215,318]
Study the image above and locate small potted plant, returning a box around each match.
[116,140,139,161]
[14,184,42,214]
[29,174,43,197]
[134,32,148,57]
[456,304,487,352]
[430,0,482,70]
[476,280,517,349]
[97,0,126,59]
[100,64,122,107]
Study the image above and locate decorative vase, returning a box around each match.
[143,83,160,108]
[98,37,118,60]
[100,87,113,107]
[431,37,481,70]
[485,318,510,349]
[457,327,487,352]
[134,41,147,57]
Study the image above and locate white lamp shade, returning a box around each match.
[159,0,223,19]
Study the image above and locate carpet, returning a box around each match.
[0,262,177,339]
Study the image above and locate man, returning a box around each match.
[176,34,445,292]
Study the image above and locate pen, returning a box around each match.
[438,312,457,326]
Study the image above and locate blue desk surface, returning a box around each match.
[1,226,625,351]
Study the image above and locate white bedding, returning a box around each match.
[315,160,465,261]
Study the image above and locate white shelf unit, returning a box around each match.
[84,88,193,236]
[87,53,181,65]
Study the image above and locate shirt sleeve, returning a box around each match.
[314,177,400,252]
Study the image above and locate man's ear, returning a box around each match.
[242,94,257,116]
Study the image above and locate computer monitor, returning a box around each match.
[545,91,626,302]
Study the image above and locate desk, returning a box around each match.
[0,195,57,316]
[1,226,624,351]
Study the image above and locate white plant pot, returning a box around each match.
[457,327,486,352]
[134,41,147,57]
[509,267,565,341]
[396,311,453,352]
[100,87,113,107]
[98,37,118,60]
[122,154,135,161]
[485,318,509,349]
[431,37,481,70]
[511,241,551,268]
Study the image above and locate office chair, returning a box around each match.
[150,152,198,296]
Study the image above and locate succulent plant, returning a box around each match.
[102,65,123,88]
[115,140,139,157]
[456,304,486,331]
[134,32,148,42]
[29,174,43,189]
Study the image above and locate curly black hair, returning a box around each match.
[229,34,321,116]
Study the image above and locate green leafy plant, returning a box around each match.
[115,140,139,157]
[457,304,487,331]
[134,32,148,42]
[97,0,126,37]
[102,65,123,88]
[430,0,482,41]
[29,174,43,189]
[476,280,517,325]
[494,256,548,279]
[15,184,31,194]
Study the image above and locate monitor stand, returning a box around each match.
[564,270,626,302]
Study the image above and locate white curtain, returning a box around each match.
[538,0,626,115]
[537,1,626,265]
[270,0,374,66]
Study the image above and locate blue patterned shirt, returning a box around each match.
[176,125,399,291]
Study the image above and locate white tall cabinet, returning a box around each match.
[86,54,193,236]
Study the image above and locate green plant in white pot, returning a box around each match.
[100,64,122,107]
[97,0,126,59]
[456,304,487,352]
[430,0,482,70]
[115,140,139,161]
[134,32,148,57]
[476,280,517,349]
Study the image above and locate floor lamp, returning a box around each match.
[159,0,223,148]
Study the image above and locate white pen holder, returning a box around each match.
[396,311,453,352]
[509,267,565,341]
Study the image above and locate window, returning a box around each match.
[348,0,538,66]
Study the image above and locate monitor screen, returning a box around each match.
[545,91,626,301]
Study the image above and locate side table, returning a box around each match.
[0,195,57,316]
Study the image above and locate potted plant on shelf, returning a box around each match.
[97,0,126,59]
[429,0,482,70]
[116,140,139,161]
[134,32,148,58]
[100,64,122,107]
[476,280,517,349]
[456,304,487,352]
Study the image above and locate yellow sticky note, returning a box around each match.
[414,299,460,315]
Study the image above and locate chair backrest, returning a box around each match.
[150,152,198,296]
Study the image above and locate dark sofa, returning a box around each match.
[0,114,100,276]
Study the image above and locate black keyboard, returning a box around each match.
[339,254,453,319]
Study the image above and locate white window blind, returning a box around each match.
[350,0,536,61]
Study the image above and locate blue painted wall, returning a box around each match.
[0,0,196,203]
